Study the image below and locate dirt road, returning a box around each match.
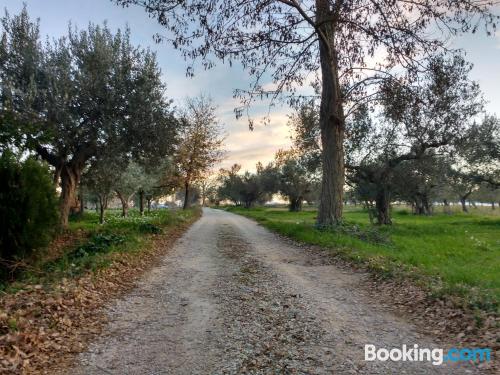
[69,208,479,374]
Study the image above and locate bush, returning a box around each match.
[137,222,162,234]
[68,233,126,260]
[0,153,58,278]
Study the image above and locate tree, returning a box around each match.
[0,7,177,227]
[392,155,451,215]
[198,174,218,207]
[275,149,318,211]
[114,162,143,217]
[217,164,244,205]
[448,169,478,213]
[176,185,201,208]
[345,55,483,224]
[472,183,500,209]
[82,157,118,224]
[174,96,224,209]
[288,104,322,175]
[0,153,58,278]
[217,162,277,208]
[455,115,500,189]
[116,0,497,226]
[136,164,165,215]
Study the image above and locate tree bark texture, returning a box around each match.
[316,0,345,226]
[375,188,392,225]
[59,164,81,228]
[183,182,190,210]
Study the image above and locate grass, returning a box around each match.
[225,205,500,313]
[1,208,199,291]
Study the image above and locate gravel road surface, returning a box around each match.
[68,208,479,374]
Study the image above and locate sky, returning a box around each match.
[1,0,499,171]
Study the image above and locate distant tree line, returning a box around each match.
[213,56,499,224]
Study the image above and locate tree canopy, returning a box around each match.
[116,0,498,225]
[0,6,178,227]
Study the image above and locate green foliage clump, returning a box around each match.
[0,153,58,278]
[68,233,126,260]
[137,222,162,234]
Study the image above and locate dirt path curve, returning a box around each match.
[68,208,479,375]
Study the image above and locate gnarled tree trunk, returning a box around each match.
[316,0,345,226]
[375,188,392,225]
[59,164,81,229]
[460,190,472,213]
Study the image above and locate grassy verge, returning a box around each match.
[1,208,200,292]
[225,206,499,314]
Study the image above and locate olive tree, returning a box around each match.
[0,7,177,227]
[346,55,483,224]
[217,163,277,207]
[82,157,118,224]
[274,149,319,211]
[116,0,497,225]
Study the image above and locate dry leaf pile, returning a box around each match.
[367,277,499,371]
[281,237,499,372]
[0,212,200,374]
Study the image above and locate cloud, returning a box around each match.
[216,105,293,172]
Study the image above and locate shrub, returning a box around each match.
[0,153,58,278]
[137,222,162,234]
[68,233,126,259]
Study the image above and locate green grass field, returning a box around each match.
[225,205,500,312]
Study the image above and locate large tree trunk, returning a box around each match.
[201,184,207,207]
[415,194,432,215]
[316,0,345,226]
[375,188,392,225]
[59,164,81,229]
[183,182,190,209]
